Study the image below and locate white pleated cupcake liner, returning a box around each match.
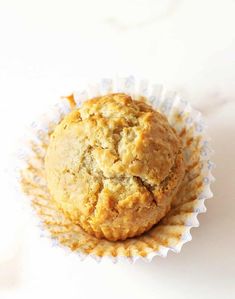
[16,75,215,263]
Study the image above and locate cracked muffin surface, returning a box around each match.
[45,93,185,241]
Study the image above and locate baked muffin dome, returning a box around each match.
[45,93,185,241]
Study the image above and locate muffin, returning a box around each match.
[45,93,185,241]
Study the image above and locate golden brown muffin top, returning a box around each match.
[45,93,185,240]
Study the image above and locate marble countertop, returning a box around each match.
[0,0,235,298]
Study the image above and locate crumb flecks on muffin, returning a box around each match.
[45,93,185,241]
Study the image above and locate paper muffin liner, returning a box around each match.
[17,76,215,262]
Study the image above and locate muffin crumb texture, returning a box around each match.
[45,93,185,241]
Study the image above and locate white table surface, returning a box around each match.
[0,0,235,298]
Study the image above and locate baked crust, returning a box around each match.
[45,93,185,241]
